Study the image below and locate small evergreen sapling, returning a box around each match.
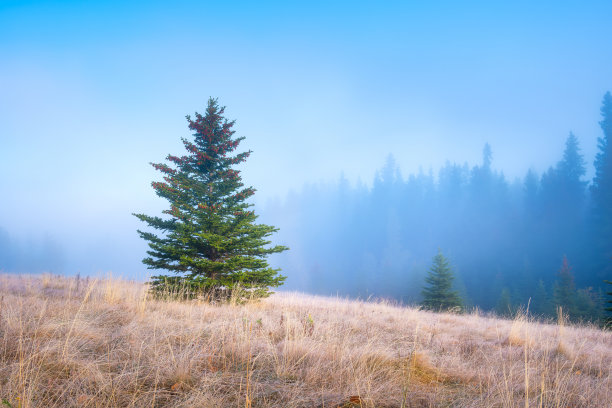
[133,98,288,300]
[421,250,463,312]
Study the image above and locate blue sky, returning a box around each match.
[1,1,611,277]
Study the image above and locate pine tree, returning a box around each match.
[540,133,588,268]
[591,92,612,280]
[557,133,587,190]
[553,132,587,220]
[421,250,463,311]
[482,142,493,170]
[470,144,494,201]
[539,134,586,223]
[605,279,612,328]
[553,256,577,318]
[523,168,539,220]
[133,98,288,300]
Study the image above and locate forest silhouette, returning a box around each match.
[264,93,612,322]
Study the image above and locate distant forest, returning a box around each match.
[264,93,612,322]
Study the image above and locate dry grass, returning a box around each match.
[0,273,610,408]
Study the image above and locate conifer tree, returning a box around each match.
[523,169,539,219]
[133,98,288,300]
[557,133,587,190]
[538,133,587,267]
[470,144,494,201]
[605,279,612,328]
[540,134,586,219]
[554,132,587,221]
[421,250,463,311]
[591,92,612,279]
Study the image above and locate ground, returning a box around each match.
[0,274,610,407]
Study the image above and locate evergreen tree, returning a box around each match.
[591,92,612,280]
[134,98,288,300]
[553,256,577,318]
[605,279,612,328]
[557,133,587,193]
[482,142,493,170]
[470,144,494,202]
[523,169,539,220]
[554,133,587,224]
[538,133,587,214]
[421,250,463,311]
[538,133,587,277]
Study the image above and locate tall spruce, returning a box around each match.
[604,279,612,328]
[558,133,586,186]
[539,133,587,219]
[591,92,612,280]
[134,98,288,300]
[523,169,539,220]
[555,132,587,213]
[540,133,587,269]
[421,250,463,311]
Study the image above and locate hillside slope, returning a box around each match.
[0,274,610,407]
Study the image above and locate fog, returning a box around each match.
[1,2,611,313]
[260,139,604,312]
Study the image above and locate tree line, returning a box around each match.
[263,92,612,323]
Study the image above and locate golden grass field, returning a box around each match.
[0,273,610,408]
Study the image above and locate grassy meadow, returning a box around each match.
[0,274,610,407]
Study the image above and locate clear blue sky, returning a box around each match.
[1,0,611,277]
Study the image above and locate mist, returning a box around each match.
[1,2,612,317]
[260,133,606,318]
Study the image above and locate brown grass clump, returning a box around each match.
[0,273,610,407]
